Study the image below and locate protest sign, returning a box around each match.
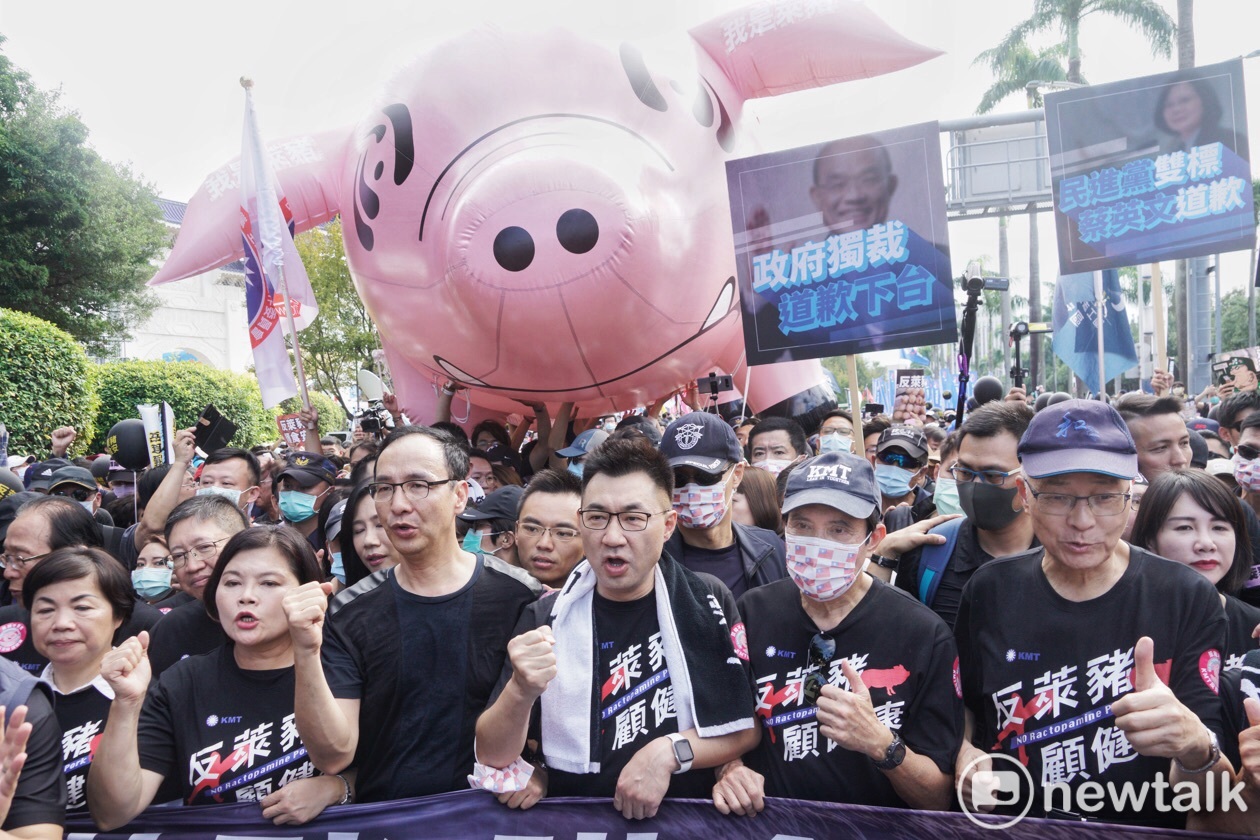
[276,412,307,449]
[1046,59,1253,274]
[1212,347,1260,392]
[727,122,956,365]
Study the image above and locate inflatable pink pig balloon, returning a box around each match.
[153,1,941,419]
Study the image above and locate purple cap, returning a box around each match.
[660,412,743,473]
[782,452,879,520]
[1017,399,1138,480]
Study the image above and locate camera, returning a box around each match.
[356,401,393,438]
[961,260,1009,293]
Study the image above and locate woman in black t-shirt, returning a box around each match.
[90,526,348,830]
[1131,469,1260,670]
[26,547,133,814]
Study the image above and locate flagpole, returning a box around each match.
[241,77,311,413]
[1094,271,1106,399]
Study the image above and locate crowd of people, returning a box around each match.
[4,370,1260,836]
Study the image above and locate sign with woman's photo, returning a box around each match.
[1045,59,1253,274]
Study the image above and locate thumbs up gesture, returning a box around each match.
[1237,698,1260,792]
[816,660,894,760]
[1112,637,1215,768]
[100,631,153,706]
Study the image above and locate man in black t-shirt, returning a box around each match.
[0,657,64,837]
[717,450,962,815]
[284,426,540,803]
[146,495,249,675]
[475,438,757,820]
[660,412,786,599]
[956,399,1229,829]
[880,402,1038,628]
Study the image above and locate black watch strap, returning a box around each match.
[871,554,899,570]
[873,734,906,770]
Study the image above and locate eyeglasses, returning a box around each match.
[876,451,919,471]
[578,509,672,531]
[52,487,95,503]
[1027,490,1131,517]
[168,538,230,569]
[367,478,455,503]
[0,551,51,571]
[673,468,728,487]
[802,632,836,705]
[517,523,580,542]
[949,465,1021,486]
[1237,444,1260,462]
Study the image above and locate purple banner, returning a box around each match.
[65,789,1202,839]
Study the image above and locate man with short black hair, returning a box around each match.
[145,495,250,675]
[285,426,541,803]
[474,437,757,818]
[880,403,1038,628]
[816,410,854,455]
[1113,393,1192,476]
[661,412,786,599]
[196,447,261,512]
[1219,391,1260,449]
[748,417,807,476]
[513,469,584,589]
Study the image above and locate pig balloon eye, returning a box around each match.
[556,209,599,255]
[619,43,667,112]
[493,227,535,272]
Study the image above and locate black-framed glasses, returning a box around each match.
[368,478,455,503]
[0,551,51,571]
[169,538,230,569]
[1028,490,1131,516]
[1237,444,1260,462]
[802,632,836,705]
[949,465,1021,486]
[517,523,580,543]
[52,487,96,503]
[876,451,919,471]
[578,509,671,531]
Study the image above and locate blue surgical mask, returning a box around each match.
[875,463,915,498]
[131,568,172,600]
[197,485,242,507]
[818,434,853,455]
[279,489,320,523]
[568,462,584,479]
[933,476,963,517]
[329,552,345,585]
[461,529,483,553]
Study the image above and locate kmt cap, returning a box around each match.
[1017,399,1138,480]
[782,452,879,520]
[660,412,743,473]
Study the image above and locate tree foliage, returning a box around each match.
[88,360,278,452]
[0,38,167,355]
[290,218,380,417]
[0,308,97,457]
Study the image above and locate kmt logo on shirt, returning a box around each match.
[205,715,244,727]
[1005,648,1040,662]
[764,645,798,660]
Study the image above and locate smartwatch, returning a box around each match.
[872,733,906,770]
[667,733,694,774]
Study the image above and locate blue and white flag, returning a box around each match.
[1052,269,1137,394]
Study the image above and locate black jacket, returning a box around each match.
[664,522,787,593]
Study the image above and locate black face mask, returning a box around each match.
[957,480,1022,531]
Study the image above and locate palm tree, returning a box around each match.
[972,0,1175,388]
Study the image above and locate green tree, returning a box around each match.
[1217,289,1250,354]
[819,356,880,405]
[0,38,166,355]
[88,361,278,451]
[290,218,380,418]
[0,308,97,456]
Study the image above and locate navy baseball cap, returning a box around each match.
[325,499,348,544]
[49,466,98,493]
[1187,417,1220,435]
[556,429,609,459]
[1018,399,1138,480]
[459,485,525,523]
[24,457,70,492]
[876,426,928,462]
[660,412,743,473]
[782,452,879,520]
[277,452,338,487]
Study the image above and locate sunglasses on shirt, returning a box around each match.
[802,632,836,706]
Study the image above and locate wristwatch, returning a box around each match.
[667,732,694,774]
[871,554,899,570]
[872,733,906,770]
[1173,727,1220,775]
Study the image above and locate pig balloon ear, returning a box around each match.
[688,0,942,103]
[150,128,349,287]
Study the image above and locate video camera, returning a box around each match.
[356,368,394,439]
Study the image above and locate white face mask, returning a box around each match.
[198,485,243,507]
[672,478,729,529]
[78,500,95,515]
[818,434,853,455]
[785,533,869,601]
[752,458,793,477]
